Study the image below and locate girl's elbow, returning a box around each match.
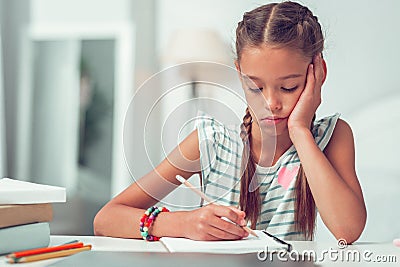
[335,231,362,245]
[334,216,367,244]
[93,207,108,236]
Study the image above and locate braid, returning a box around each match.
[240,107,252,144]
[294,115,316,239]
[239,108,260,229]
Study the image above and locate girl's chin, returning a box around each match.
[258,123,288,136]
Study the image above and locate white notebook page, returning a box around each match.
[160,230,288,254]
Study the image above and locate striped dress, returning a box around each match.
[196,112,340,240]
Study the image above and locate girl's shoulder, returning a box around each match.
[195,112,242,147]
[311,113,341,151]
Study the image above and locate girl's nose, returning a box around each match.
[264,90,282,111]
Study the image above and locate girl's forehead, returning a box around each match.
[239,46,309,79]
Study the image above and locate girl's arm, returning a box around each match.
[93,130,248,240]
[290,119,366,243]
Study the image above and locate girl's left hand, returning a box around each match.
[287,54,325,133]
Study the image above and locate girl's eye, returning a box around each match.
[248,87,263,93]
[281,86,298,92]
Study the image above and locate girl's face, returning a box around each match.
[236,45,310,137]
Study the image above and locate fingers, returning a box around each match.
[304,53,324,96]
[213,205,246,226]
[209,215,248,238]
[313,53,324,88]
[207,205,248,239]
[305,63,315,94]
[226,206,247,225]
[207,224,247,240]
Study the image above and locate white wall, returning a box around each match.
[0,0,31,179]
[157,0,400,118]
[30,0,132,23]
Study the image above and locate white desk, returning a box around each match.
[1,236,399,266]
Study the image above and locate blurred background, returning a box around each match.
[0,0,398,242]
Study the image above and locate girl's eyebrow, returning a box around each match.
[278,74,303,80]
[242,73,303,81]
[241,74,261,81]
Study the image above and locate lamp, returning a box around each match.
[163,28,232,98]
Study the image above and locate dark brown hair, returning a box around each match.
[236,1,324,239]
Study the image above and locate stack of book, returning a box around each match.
[0,178,66,255]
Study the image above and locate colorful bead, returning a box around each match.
[139,206,170,242]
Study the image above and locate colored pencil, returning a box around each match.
[8,245,92,264]
[175,175,258,238]
[6,242,84,258]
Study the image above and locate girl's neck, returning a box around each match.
[250,123,293,167]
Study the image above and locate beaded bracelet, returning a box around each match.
[139,206,169,241]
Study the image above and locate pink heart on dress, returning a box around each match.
[278,165,300,190]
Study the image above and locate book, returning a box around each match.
[0,178,66,204]
[0,222,50,255]
[160,230,289,254]
[0,204,53,228]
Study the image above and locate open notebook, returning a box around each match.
[160,230,290,254]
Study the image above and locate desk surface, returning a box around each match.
[1,235,399,266]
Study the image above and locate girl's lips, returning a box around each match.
[261,117,287,125]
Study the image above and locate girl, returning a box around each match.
[94,1,366,242]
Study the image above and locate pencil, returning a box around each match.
[8,245,92,264]
[6,242,84,258]
[175,175,258,238]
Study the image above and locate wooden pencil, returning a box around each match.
[8,245,92,264]
[175,175,258,238]
[6,242,84,258]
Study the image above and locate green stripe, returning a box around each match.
[262,195,284,204]
[317,116,333,146]
[216,142,241,158]
[258,219,271,225]
[281,197,296,203]
[267,221,295,228]
[269,185,282,192]
[200,119,213,184]
[276,210,295,215]
[215,154,240,170]
[205,192,239,206]
[260,208,277,215]
[209,167,241,182]
[261,208,295,216]
[206,180,240,194]
[274,231,303,238]
[211,119,239,146]
[211,119,242,155]
[256,159,301,177]
[205,181,274,197]
[260,197,295,207]
[258,180,273,186]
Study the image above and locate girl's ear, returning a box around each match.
[321,57,327,85]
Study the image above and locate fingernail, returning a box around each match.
[240,219,246,225]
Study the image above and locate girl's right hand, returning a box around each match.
[182,204,249,240]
